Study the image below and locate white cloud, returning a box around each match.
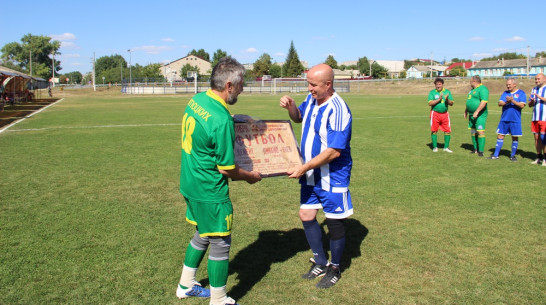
[492,48,508,52]
[472,52,493,58]
[469,37,484,41]
[162,38,175,42]
[243,47,258,53]
[50,33,77,41]
[505,36,525,42]
[60,41,80,49]
[63,53,81,58]
[132,45,173,54]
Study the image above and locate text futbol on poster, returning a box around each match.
[234,120,303,177]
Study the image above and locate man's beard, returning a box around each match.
[227,93,238,105]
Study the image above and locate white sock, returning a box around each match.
[179,265,197,288]
[209,285,227,305]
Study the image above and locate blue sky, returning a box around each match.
[2,0,543,74]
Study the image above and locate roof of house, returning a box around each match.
[446,62,473,70]
[373,60,405,72]
[469,57,546,69]
[408,65,446,72]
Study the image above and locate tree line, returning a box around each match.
[3,34,545,84]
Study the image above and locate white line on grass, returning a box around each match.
[6,123,180,133]
[0,98,65,134]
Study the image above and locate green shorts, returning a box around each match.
[184,197,233,237]
[468,113,488,131]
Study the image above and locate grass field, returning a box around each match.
[1,92,544,304]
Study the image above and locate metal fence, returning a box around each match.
[121,79,351,95]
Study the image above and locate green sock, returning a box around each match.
[478,135,486,152]
[471,132,478,150]
[431,133,438,148]
[208,259,229,288]
[184,243,206,268]
[444,134,451,148]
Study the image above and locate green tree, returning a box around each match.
[269,64,282,78]
[371,62,389,79]
[324,55,338,69]
[211,49,228,68]
[1,34,61,79]
[450,57,471,63]
[95,54,127,76]
[282,41,304,77]
[188,49,210,62]
[535,51,546,58]
[449,66,466,77]
[357,56,371,75]
[253,53,272,77]
[180,64,200,81]
[60,71,83,84]
[481,52,526,61]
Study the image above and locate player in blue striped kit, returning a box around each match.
[280,63,353,289]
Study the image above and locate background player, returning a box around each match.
[487,78,526,161]
[529,73,546,166]
[464,75,489,157]
[428,77,454,152]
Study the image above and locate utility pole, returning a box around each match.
[92,52,96,92]
[29,50,32,77]
[527,45,530,77]
[430,51,433,79]
[52,51,55,87]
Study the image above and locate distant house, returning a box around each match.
[372,60,406,78]
[445,62,473,76]
[468,57,546,77]
[406,65,447,79]
[160,55,212,81]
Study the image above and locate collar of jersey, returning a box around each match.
[206,89,232,114]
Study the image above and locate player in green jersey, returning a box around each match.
[177,57,261,305]
[464,75,489,157]
[428,77,454,152]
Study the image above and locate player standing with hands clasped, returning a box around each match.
[428,77,454,152]
[528,73,546,166]
[280,64,353,289]
[487,78,526,161]
[465,75,489,157]
[177,57,261,305]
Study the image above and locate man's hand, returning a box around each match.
[287,165,306,179]
[246,171,262,184]
[280,95,295,109]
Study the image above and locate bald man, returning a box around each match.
[280,64,353,289]
[529,73,546,165]
[487,78,526,161]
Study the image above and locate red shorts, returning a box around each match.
[531,121,546,134]
[430,111,451,133]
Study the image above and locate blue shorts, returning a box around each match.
[496,121,522,137]
[300,185,354,219]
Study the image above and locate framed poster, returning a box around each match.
[234,120,303,177]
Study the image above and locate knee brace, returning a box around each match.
[326,218,345,241]
[208,235,232,261]
[190,231,209,251]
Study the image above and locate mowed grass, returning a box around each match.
[0,92,544,304]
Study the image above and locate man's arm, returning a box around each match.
[280,95,302,123]
[473,101,487,118]
[219,165,262,184]
[287,148,341,179]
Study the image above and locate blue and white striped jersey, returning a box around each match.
[298,92,352,192]
[530,85,546,121]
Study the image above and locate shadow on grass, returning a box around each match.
[228,219,368,300]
